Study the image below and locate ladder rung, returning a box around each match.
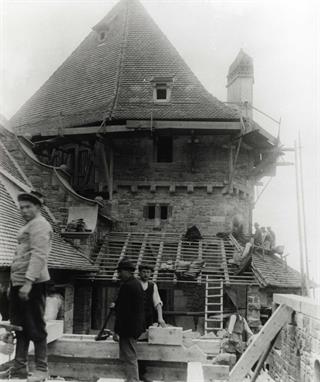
[206,318,223,322]
[207,294,223,298]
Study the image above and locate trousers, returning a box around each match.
[119,337,139,382]
[10,283,48,372]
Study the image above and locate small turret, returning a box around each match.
[226,49,254,118]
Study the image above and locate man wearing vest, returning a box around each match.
[114,258,145,382]
[223,309,253,361]
[138,264,166,382]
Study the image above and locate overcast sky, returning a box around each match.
[1,0,319,284]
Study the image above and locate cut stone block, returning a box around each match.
[148,326,183,346]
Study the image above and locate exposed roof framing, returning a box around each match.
[95,232,257,285]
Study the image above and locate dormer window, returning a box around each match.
[155,84,168,101]
[99,31,107,42]
[151,76,174,103]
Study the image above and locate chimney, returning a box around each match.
[226,49,254,119]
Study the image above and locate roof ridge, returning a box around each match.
[109,0,130,121]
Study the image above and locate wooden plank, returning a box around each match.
[273,293,320,318]
[148,326,183,346]
[187,362,204,382]
[229,304,293,382]
[134,233,147,277]
[153,236,165,282]
[127,120,241,131]
[49,357,186,382]
[220,240,230,285]
[173,240,182,283]
[48,335,207,363]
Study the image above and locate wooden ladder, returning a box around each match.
[204,276,224,334]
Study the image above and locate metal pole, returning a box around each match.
[298,132,310,294]
[294,140,307,295]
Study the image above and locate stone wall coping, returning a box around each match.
[274,293,320,319]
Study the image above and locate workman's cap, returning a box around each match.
[17,191,44,206]
[138,263,154,272]
[116,258,135,272]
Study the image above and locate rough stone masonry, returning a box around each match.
[269,294,320,382]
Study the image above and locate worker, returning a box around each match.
[138,263,166,382]
[114,258,145,382]
[9,191,52,382]
[253,222,262,246]
[138,264,166,329]
[222,308,253,361]
[267,226,276,249]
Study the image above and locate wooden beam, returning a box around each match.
[127,120,241,131]
[152,235,164,282]
[108,144,114,201]
[250,332,279,382]
[134,234,147,277]
[228,137,242,193]
[64,284,75,334]
[229,304,293,382]
[220,240,230,285]
[47,335,207,362]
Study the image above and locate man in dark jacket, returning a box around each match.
[114,258,144,382]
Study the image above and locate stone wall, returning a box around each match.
[112,188,251,235]
[104,134,255,235]
[112,135,252,186]
[269,294,320,382]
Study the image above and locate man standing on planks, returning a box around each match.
[138,263,166,382]
[114,258,145,382]
[138,263,166,330]
[9,191,52,382]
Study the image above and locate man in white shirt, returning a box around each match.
[222,309,253,360]
[138,264,166,329]
[138,263,166,382]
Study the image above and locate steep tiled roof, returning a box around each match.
[0,129,97,272]
[252,252,301,288]
[0,142,30,187]
[0,180,96,271]
[10,0,238,133]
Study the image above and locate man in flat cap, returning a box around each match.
[114,258,145,382]
[9,191,52,382]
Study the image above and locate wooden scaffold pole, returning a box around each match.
[294,140,308,296]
